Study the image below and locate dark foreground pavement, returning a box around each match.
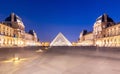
[0,46,120,74]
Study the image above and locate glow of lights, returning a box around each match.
[45,47,48,50]
[36,49,43,52]
[13,57,20,62]
[96,41,99,45]
[2,57,26,64]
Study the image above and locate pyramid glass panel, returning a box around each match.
[50,32,72,46]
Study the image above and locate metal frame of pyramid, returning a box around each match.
[50,32,72,46]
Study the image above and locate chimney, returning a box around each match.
[104,13,107,22]
[11,13,14,22]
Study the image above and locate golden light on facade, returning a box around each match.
[41,42,50,46]
[78,14,120,47]
[0,18,40,47]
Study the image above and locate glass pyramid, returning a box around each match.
[50,32,72,46]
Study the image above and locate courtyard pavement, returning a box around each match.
[0,46,120,74]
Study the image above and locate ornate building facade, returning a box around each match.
[78,13,120,47]
[78,30,93,46]
[0,13,41,47]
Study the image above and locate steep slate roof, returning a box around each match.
[96,13,114,23]
[4,13,25,30]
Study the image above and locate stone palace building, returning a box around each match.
[78,13,120,47]
[0,13,41,47]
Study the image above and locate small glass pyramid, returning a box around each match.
[50,32,72,46]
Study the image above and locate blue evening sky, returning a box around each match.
[0,0,120,42]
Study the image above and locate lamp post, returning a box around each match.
[13,53,20,62]
[96,41,99,53]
